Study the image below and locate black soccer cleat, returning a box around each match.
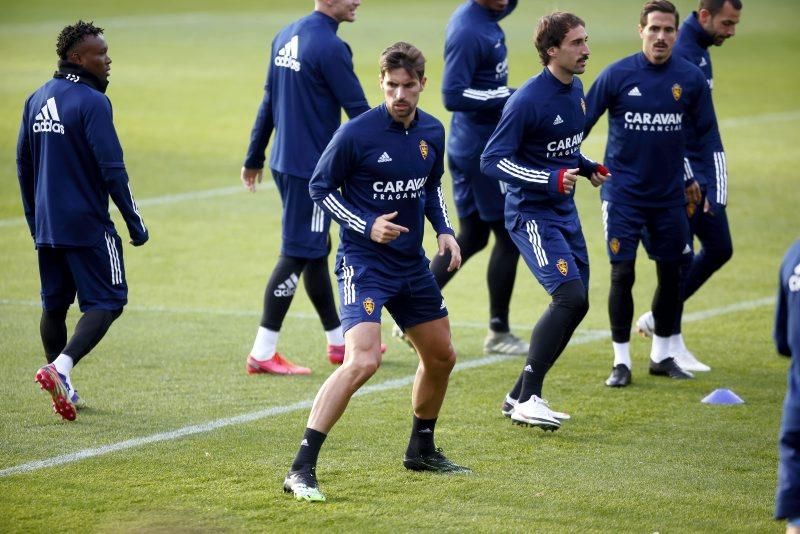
[403,448,471,474]
[649,357,694,379]
[283,466,326,502]
[605,364,632,387]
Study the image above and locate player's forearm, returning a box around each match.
[243,92,273,169]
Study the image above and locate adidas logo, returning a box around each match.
[377,152,392,163]
[627,86,642,97]
[300,439,309,447]
[440,299,446,310]
[524,364,533,372]
[419,428,433,434]
[273,273,299,297]
[699,57,708,67]
[33,97,65,134]
[552,115,564,125]
[682,244,692,254]
[65,73,80,83]
[274,35,301,71]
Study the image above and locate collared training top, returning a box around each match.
[775,240,800,360]
[16,72,147,248]
[585,52,723,208]
[244,10,369,178]
[442,0,517,159]
[480,67,600,223]
[309,104,454,273]
[675,12,729,206]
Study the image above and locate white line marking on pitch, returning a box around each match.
[0,296,773,478]
[0,184,273,228]
[1,109,797,229]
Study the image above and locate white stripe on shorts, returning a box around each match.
[311,203,325,233]
[104,233,122,285]
[525,220,548,268]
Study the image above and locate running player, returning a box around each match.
[482,12,609,429]
[283,42,469,503]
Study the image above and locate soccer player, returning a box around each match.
[16,21,149,421]
[635,0,742,372]
[481,12,609,430]
[240,0,370,375]
[774,240,800,533]
[428,0,528,355]
[584,0,723,387]
[284,42,469,502]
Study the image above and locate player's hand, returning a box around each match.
[560,168,580,194]
[704,197,712,214]
[685,181,701,206]
[437,233,461,272]
[130,235,148,247]
[589,165,611,187]
[370,211,409,244]
[241,166,263,193]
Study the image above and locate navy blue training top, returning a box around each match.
[309,104,454,273]
[244,11,370,178]
[481,68,600,223]
[675,12,729,206]
[585,52,723,208]
[442,0,517,159]
[16,75,147,247]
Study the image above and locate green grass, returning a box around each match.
[1,0,798,531]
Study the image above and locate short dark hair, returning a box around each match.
[639,0,679,28]
[534,12,586,66]
[379,42,426,80]
[56,20,104,60]
[698,0,742,15]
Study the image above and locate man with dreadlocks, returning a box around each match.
[16,20,149,421]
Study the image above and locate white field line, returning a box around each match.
[2,109,798,229]
[0,184,272,229]
[0,296,773,478]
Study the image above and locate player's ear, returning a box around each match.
[547,46,557,61]
[419,76,427,91]
[698,8,711,25]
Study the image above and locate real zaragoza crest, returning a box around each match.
[363,297,375,315]
[609,238,620,255]
[672,83,682,101]
[556,258,569,276]
[419,139,429,160]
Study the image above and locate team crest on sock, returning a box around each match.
[363,297,375,315]
[556,258,569,276]
[419,139,428,160]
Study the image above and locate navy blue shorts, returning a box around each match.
[602,201,691,263]
[449,154,506,222]
[273,171,330,259]
[38,232,127,312]
[507,214,589,295]
[336,256,448,334]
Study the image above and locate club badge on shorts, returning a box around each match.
[609,238,621,255]
[419,139,428,160]
[556,258,569,276]
[363,297,375,315]
[672,83,682,101]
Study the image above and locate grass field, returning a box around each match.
[1,0,799,531]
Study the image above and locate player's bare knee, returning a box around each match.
[343,350,381,381]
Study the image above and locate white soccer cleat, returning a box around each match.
[484,331,529,355]
[636,311,655,338]
[674,349,711,372]
[510,395,561,431]
[540,397,571,421]
[501,395,517,418]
